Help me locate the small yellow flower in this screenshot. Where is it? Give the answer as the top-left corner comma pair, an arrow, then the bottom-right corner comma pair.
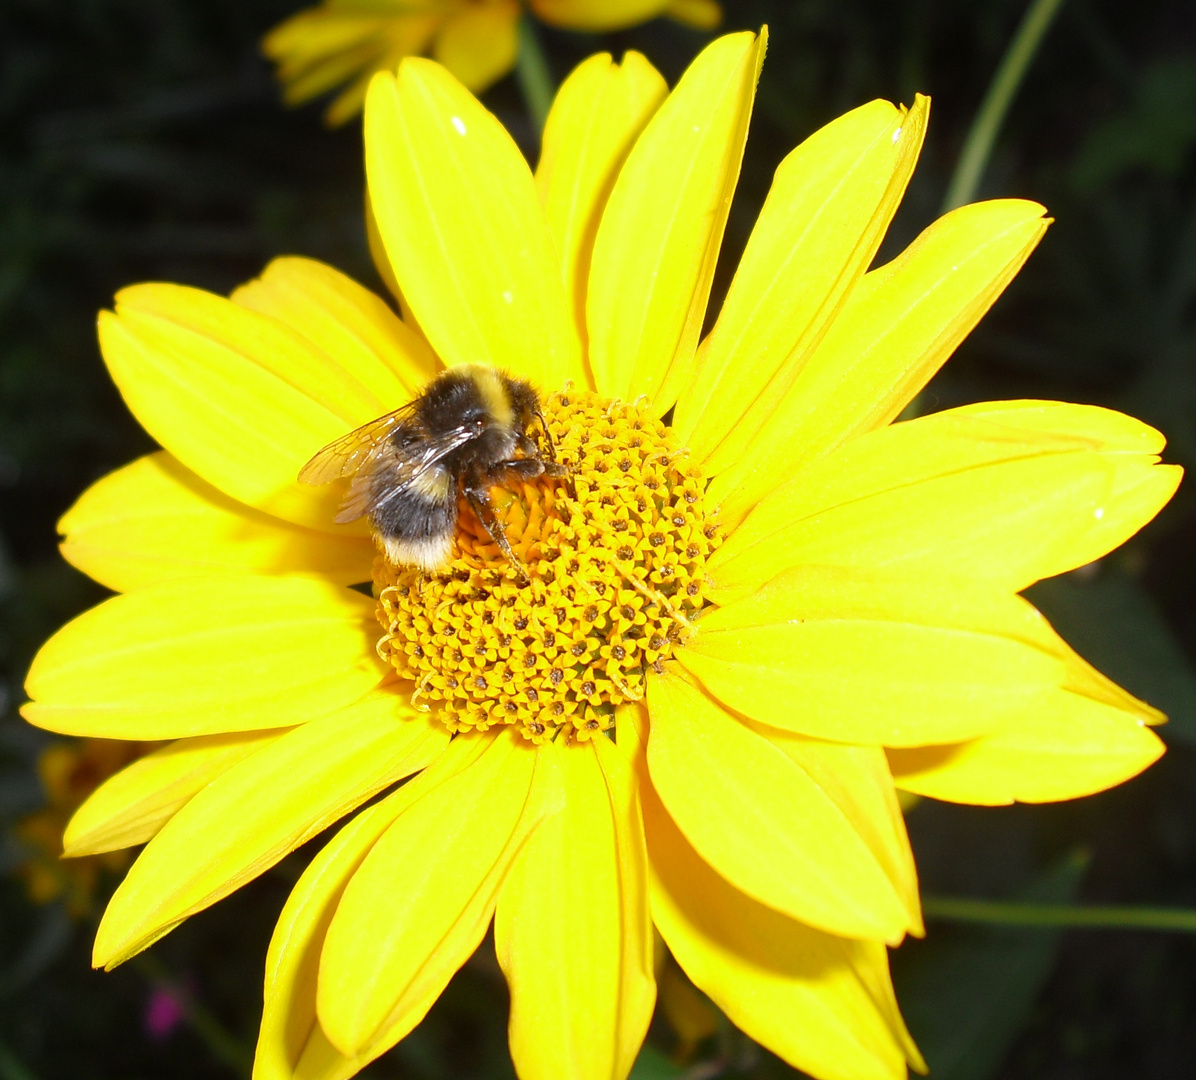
264,0 -> 722,125
22,32 -> 1179,1080
14,738 -> 158,916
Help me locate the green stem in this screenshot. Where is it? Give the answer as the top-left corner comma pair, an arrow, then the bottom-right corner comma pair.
131,953 -> 253,1077
923,895 -> 1196,933
0,1038 -> 39,1080
515,15 -> 554,138
940,0 -> 1068,212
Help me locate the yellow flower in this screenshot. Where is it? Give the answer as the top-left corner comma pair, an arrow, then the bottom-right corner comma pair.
264,0 -> 722,125
14,738 -> 158,916
21,31 -> 1179,1080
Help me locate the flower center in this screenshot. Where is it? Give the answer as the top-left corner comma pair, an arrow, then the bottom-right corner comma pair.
374,389 -> 718,742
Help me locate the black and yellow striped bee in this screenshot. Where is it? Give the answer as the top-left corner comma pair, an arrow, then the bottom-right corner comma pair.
299,364 -> 565,579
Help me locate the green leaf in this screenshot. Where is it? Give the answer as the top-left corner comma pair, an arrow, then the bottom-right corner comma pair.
893,851 -> 1087,1080
1028,569 -> 1196,746
628,1043 -> 686,1080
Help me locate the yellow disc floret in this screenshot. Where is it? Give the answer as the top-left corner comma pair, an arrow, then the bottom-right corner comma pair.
374,390 -> 718,742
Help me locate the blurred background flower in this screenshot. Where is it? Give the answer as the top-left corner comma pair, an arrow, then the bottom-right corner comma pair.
263,0 -> 721,124
15,737 -> 157,917
3,1 -> 1196,1078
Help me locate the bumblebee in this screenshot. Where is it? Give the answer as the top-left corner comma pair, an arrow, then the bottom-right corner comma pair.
299,364 -> 566,578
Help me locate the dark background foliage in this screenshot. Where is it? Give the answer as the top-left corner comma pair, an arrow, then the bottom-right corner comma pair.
2,0 -> 1196,1077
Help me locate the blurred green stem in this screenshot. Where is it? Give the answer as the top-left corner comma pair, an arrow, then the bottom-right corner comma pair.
924,895 -> 1196,932
940,0 -> 1068,212
516,15 -> 554,138
0,1038 -> 39,1080
131,952 -> 252,1077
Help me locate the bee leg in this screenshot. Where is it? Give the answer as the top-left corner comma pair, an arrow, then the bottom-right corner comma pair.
532,405 -> 559,462
463,484 -> 529,585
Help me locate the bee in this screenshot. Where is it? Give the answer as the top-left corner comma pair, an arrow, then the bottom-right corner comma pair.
299,363 -> 567,579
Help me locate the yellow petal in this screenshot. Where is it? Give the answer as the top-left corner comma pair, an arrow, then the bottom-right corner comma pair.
317,728 -> 538,1056
263,12 -> 391,100
323,15 -> 444,127
888,649 -> 1165,805
531,0 -> 667,31
365,60 -> 582,389
23,576 -> 385,739
433,0 -> 519,92
665,0 -> 722,30
710,402 -> 1181,603
64,728 -> 289,857
586,30 -> 765,405
644,777 -> 923,1080
253,742 -> 484,1080
537,51 -> 668,362
712,199 -> 1051,526
673,96 -> 929,475
496,738 -> 654,1080
254,799 -> 399,1080
231,256 -> 438,401
59,452 -> 375,592
99,283 -> 398,532
680,565 -> 1064,746
759,727 -> 922,934
646,668 -> 915,943
93,691 -> 447,969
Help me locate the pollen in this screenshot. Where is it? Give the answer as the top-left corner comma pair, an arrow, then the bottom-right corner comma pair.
374,390 -> 719,742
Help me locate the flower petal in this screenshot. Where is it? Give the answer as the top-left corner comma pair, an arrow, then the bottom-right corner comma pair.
252,743 -> 482,1080
231,256 -> 438,401
646,668 -> 915,943
93,690 -> 446,969
888,652 -> 1165,805
496,738 -> 654,1080
263,12 -> 393,103
59,453 -> 375,592
644,776 -> 924,1080
712,199 -> 1051,526
432,0 -> 520,92
665,0 -> 722,29
23,576 -> 385,739
673,96 -> 928,475
318,728 -> 539,1057
710,402 -> 1181,603
532,0 -> 667,31
323,16 -> 444,127
99,283 -> 397,532
759,727 -> 921,934
680,565 -> 1064,746
586,30 -> 765,405
365,59 -> 582,389
537,51 -> 668,365
64,728 -> 289,857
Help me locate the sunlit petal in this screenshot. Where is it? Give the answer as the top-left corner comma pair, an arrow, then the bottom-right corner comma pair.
674,96 -> 928,474
647,669 -> 914,943
23,576 -> 385,739
496,738 -> 654,1080
318,729 -> 539,1056
711,402 -> 1181,603
537,51 -> 667,363
365,60 -> 582,388
59,452 -> 375,591
93,691 -> 446,968
586,30 -> 765,405
682,565 -> 1064,746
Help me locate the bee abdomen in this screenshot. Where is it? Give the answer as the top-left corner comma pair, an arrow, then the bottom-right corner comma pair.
370,467 -> 458,571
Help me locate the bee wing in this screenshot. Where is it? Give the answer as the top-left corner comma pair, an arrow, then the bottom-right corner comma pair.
298,405 -> 417,487
301,405 -> 483,525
